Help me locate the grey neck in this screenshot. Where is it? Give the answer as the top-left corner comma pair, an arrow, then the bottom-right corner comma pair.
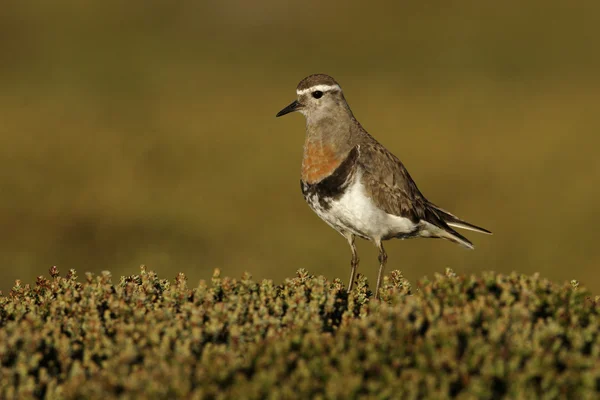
304,107 -> 359,154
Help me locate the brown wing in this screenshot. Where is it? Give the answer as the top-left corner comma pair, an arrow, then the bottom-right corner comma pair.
357,142 -> 441,226
355,140 -> 480,248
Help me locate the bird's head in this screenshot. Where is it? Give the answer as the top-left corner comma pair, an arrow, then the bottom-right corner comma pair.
276,74 -> 351,123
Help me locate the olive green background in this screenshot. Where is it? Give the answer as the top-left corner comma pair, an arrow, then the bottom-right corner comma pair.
1,1 -> 599,294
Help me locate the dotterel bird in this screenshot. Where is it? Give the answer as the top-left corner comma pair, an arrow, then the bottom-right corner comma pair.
276,74 -> 491,298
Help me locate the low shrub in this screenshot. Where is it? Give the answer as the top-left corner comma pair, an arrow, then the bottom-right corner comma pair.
1,266 -> 599,399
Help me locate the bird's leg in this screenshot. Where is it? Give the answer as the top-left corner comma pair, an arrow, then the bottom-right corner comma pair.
346,234 -> 359,293
375,241 -> 387,299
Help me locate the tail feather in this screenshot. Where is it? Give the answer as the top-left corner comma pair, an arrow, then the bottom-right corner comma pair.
420,220 -> 474,249
428,203 -> 492,235
437,224 -> 475,249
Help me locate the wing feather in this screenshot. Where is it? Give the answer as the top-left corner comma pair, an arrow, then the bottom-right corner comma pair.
358,142 -> 429,223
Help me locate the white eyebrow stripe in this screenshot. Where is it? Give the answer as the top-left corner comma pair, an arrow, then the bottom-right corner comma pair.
296,84 -> 341,96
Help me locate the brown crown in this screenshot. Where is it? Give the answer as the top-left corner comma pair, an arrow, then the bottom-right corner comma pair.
296,74 -> 340,91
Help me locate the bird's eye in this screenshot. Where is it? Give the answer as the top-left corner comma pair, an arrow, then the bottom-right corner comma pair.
312,91 -> 323,99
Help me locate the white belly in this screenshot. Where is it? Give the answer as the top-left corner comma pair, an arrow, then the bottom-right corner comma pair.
307,174 -> 417,241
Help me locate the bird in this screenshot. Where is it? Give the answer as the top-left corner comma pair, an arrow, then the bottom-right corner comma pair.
276,74 -> 491,298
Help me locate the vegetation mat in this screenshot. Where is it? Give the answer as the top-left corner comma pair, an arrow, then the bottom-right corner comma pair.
1,266 -> 599,399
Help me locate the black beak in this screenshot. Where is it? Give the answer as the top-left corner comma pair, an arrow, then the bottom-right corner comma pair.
276,100 -> 302,117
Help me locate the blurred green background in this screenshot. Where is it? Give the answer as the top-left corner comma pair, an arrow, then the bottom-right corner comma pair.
1,1 -> 599,294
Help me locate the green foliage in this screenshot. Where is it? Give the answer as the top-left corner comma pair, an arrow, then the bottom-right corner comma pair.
1,267 -> 599,399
